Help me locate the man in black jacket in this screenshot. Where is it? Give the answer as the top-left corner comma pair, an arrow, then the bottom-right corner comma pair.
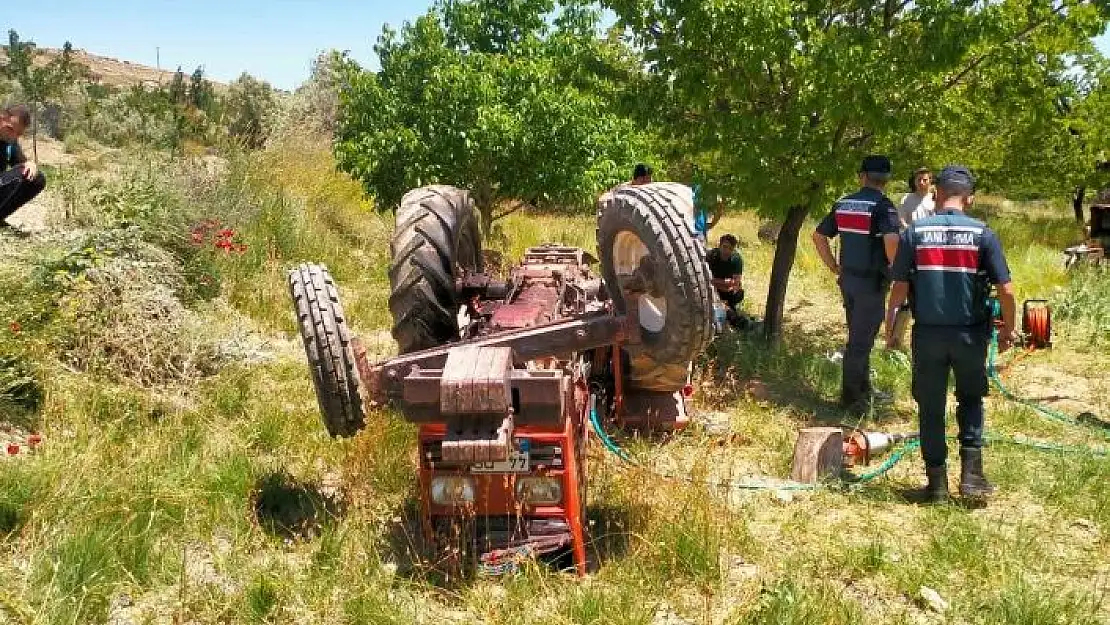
811,155 -> 901,414
0,104 -> 46,235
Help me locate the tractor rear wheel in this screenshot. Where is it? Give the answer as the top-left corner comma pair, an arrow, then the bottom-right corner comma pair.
597,183 -> 715,391
288,263 -> 365,438
389,185 -> 483,354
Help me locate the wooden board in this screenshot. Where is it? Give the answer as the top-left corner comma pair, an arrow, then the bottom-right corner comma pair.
440,346 -> 512,415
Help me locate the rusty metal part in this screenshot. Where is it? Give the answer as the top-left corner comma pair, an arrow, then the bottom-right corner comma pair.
364,313 -> 629,409
440,346 -> 513,415
404,366 -> 569,425
842,429 -> 918,467
441,414 -> 515,463
491,302 -> 550,331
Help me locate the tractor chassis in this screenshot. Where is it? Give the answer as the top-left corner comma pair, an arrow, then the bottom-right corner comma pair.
348,247 -> 689,576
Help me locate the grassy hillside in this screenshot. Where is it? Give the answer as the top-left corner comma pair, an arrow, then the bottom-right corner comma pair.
1,142 -> 1108,625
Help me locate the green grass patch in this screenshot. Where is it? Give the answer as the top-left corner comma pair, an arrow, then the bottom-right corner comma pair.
730,577 -> 864,624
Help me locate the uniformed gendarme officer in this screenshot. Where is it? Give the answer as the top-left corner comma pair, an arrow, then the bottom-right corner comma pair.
812,155 -> 901,414
884,165 -> 1016,503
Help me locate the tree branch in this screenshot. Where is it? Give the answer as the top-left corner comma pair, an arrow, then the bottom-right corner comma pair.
939,3 -> 1067,94
492,199 -> 532,222
830,118 -> 848,153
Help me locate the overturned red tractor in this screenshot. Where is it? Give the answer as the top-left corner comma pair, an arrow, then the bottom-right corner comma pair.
288,183 -> 716,575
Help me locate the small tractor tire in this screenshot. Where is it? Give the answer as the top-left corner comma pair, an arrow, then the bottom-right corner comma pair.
389,185 -> 483,354
597,183 -> 715,391
288,263 -> 366,438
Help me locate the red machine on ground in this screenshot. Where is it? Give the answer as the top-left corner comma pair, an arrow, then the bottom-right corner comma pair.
288,183 -> 716,575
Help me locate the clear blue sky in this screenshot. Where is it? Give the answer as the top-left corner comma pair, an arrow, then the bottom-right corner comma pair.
7,2 -> 1110,92
6,0 -> 436,91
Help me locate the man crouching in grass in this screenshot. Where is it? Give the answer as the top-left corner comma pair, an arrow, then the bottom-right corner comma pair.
0,104 -> 46,236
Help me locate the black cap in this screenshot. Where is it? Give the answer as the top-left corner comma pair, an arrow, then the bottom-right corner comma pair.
935,165 -> 976,194
859,154 -> 892,179
633,163 -> 652,179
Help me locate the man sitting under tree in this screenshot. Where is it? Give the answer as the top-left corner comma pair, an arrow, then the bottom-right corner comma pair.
707,234 -> 747,328
0,104 -> 46,236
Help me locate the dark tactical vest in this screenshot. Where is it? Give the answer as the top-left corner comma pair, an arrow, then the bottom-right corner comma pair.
906,212 -> 991,327
833,188 -> 888,276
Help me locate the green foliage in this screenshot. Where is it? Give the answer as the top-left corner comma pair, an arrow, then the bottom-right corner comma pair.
245,573 -> 282,622
269,51 -> 343,142
608,1 -> 1110,215
924,54 -> 1110,199
2,31 -> 82,158
222,73 -> 277,149
605,0 -> 1110,338
0,464 -> 35,536
1051,266 -> 1110,346
190,66 -> 216,112
974,578 -> 1101,625
560,584 -> 655,625
335,0 -> 656,228
733,578 -> 863,625
0,353 -> 43,415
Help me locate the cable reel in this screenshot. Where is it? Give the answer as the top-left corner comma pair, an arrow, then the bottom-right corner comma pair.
987,294 -> 1052,350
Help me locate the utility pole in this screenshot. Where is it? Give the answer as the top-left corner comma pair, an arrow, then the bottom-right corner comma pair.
156,46 -> 161,71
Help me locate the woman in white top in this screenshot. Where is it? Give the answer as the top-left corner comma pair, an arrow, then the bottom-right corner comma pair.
889,167 -> 935,350
897,167 -> 935,229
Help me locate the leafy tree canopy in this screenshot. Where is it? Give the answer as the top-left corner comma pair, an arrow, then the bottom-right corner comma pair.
334,0 -> 658,228
603,0 -> 1110,338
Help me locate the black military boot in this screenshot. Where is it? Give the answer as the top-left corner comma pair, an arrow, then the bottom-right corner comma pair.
959,447 -> 995,500
923,465 -> 949,503
905,465 -> 948,504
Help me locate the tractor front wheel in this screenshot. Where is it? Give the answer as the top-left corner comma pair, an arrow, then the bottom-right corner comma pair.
288,263 -> 365,438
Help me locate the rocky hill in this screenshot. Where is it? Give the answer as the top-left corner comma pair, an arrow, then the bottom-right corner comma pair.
0,46 -> 224,89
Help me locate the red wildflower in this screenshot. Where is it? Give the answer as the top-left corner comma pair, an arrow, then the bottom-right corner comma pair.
8,321 -> 20,334
218,229 -> 235,239
6,443 -> 18,455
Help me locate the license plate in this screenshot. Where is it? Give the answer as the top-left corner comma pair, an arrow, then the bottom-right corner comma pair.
471,450 -> 530,473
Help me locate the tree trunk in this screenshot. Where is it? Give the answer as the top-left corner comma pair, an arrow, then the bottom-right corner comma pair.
479,204 -> 495,236
762,203 -> 812,343
1073,186 -> 1085,224
790,427 -> 844,483
471,179 -> 495,235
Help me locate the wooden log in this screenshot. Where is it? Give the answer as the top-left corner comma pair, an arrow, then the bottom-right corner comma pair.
790,427 -> 844,484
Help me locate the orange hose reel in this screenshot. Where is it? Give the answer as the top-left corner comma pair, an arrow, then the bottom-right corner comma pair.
1022,300 -> 1052,349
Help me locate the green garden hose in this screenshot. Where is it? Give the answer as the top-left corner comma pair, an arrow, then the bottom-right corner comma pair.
985,304 -> 1110,441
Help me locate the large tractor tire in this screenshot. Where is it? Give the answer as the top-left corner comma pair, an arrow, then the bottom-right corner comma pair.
597,183 -> 715,391
288,263 -> 365,438
389,185 -> 483,354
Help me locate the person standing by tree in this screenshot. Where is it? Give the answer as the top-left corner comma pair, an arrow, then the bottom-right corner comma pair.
889,167 -> 937,349
811,155 -> 901,414
884,165 -> 1015,503
897,167 -> 936,229
0,105 -> 46,236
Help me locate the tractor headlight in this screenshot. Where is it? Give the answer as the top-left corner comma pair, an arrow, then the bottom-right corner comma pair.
515,477 -> 562,505
430,477 -> 476,506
